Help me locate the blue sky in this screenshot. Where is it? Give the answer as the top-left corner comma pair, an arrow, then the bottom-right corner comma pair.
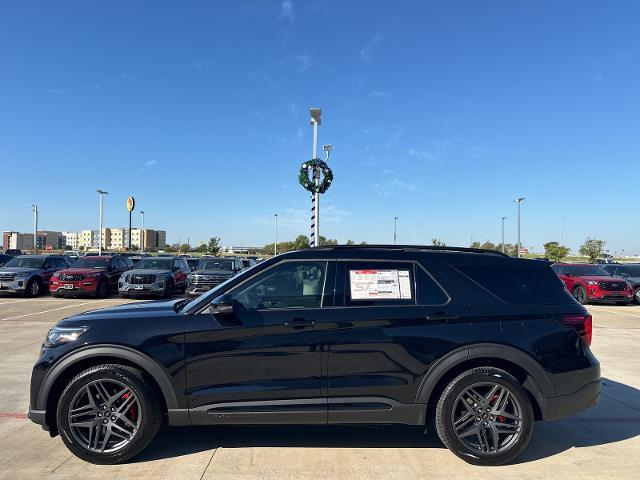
1,1 -> 638,254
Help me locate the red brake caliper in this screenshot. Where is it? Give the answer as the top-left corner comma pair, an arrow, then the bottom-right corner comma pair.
122,392 -> 137,421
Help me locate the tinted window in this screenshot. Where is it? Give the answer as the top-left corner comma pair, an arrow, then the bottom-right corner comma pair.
456,264 -> 571,305
231,261 -> 326,310
71,258 -> 109,269
416,264 -> 449,305
344,262 -> 415,307
3,257 -> 45,269
136,259 -> 172,270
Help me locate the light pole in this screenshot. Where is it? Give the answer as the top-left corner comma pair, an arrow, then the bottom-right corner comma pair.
26,204 -> 38,253
514,197 -> 525,258
96,190 -> 108,255
394,216 -> 398,244
274,213 -> 278,256
560,217 -> 567,246
140,210 -> 145,253
501,216 -> 507,253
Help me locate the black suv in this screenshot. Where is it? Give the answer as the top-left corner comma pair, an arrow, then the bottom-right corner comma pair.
28,246 -> 599,465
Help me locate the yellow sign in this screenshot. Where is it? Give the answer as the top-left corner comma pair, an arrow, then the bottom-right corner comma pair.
126,196 -> 135,212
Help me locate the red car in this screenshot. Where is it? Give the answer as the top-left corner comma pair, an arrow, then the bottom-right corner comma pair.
551,263 -> 633,305
50,255 -> 131,298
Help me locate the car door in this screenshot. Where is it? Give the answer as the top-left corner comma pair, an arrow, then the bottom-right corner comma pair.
42,258 -> 63,286
108,258 -> 125,290
326,259 -> 467,424
184,259 -> 335,424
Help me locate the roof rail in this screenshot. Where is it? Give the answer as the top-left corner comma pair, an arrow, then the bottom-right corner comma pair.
310,244 -> 509,257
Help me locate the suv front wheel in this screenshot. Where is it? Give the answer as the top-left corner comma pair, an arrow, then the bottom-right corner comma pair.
56,364 -> 162,464
435,367 -> 534,466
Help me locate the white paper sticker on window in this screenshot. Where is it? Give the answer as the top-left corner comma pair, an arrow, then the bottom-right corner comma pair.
349,269 -> 413,300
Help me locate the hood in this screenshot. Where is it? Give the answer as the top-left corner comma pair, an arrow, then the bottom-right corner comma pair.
0,266 -> 40,273
56,267 -> 106,275
190,269 -> 234,276
579,275 -> 628,283
59,298 -> 184,326
127,269 -> 171,276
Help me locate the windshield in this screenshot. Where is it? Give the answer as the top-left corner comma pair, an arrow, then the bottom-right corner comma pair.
571,265 -> 609,277
3,257 -> 44,269
70,258 -> 109,269
135,258 -> 173,270
198,259 -> 234,271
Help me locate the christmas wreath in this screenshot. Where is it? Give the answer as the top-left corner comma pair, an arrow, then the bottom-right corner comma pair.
298,158 -> 333,194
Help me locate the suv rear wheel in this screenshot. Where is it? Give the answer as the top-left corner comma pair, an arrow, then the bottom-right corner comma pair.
56,364 -> 162,464
25,278 -> 42,297
435,367 -> 534,466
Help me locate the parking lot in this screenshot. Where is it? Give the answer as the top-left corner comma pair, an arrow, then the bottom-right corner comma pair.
0,294 -> 638,480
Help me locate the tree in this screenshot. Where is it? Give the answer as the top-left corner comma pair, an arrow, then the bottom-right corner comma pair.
179,243 -> 191,253
432,238 -> 446,247
193,243 -> 207,253
206,237 -> 221,256
480,241 -> 497,251
319,236 -> 338,246
292,235 -> 310,250
579,238 -> 605,263
543,241 -> 570,262
345,239 -> 355,245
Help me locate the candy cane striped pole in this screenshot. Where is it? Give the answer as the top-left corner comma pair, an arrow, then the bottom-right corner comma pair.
310,110 -> 320,247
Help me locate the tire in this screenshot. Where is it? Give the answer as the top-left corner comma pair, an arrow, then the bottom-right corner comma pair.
573,286 -> 588,305
163,280 -> 174,299
435,367 -> 534,466
25,278 -> 42,297
634,288 -> 640,305
95,281 -> 109,298
118,292 -> 129,299
56,364 -> 162,465
616,301 -> 631,306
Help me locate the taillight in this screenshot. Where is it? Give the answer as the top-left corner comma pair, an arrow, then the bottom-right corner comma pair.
561,315 -> 592,347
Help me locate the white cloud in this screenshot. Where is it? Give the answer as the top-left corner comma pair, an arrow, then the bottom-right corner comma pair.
368,90 -> 390,100
373,177 -> 426,197
294,54 -> 311,72
408,148 -> 436,160
278,0 -> 295,22
359,33 -> 381,63
145,160 -> 158,167
255,205 -> 350,231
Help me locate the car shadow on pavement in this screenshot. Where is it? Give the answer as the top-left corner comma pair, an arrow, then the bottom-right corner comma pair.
134,377 -> 640,464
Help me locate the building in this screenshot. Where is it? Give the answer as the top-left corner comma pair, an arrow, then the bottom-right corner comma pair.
2,231 -> 34,251
91,228 -> 111,250
108,228 -> 126,250
78,230 -> 94,250
62,231 -> 79,250
36,231 -> 63,250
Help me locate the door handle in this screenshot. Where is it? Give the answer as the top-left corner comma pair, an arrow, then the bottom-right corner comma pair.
425,313 -> 459,323
284,318 -> 315,329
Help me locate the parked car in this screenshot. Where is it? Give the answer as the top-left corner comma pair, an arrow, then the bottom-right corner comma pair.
240,257 -> 257,269
62,250 -> 83,261
185,257 -> 200,271
118,256 -> 190,298
0,253 -> 13,267
0,255 -> 71,296
4,249 -> 23,256
551,263 -> 634,305
186,257 -> 244,296
50,255 -> 132,298
600,263 -> 640,304
29,245 -> 600,466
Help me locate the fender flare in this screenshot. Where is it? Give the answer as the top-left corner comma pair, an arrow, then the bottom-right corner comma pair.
414,343 -> 555,406
36,345 -> 179,411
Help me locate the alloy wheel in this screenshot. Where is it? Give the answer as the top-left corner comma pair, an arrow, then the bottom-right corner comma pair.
451,382 -> 522,455
67,379 -> 142,454
30,281 -> 40,296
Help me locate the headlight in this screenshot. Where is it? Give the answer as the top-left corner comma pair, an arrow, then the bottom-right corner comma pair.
15,271 -> 30,277
586,280 -> 599,285
44,326 -> 90,347
85,272 -> 101,278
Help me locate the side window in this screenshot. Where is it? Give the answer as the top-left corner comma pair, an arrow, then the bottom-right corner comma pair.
181,259 -> 189,270
416,264 -> 449,305
230,261 -> 327,310
172,259 -> 180,271
344,262 -> 415,307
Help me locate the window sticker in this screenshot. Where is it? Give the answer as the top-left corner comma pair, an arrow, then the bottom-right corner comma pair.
349,269 -> 413,300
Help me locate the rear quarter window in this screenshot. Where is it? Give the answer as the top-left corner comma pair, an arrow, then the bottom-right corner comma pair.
455,263 -> 572,305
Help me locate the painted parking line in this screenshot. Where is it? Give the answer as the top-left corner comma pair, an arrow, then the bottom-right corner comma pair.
589,307 -> 640,318
0,300 -> 113,321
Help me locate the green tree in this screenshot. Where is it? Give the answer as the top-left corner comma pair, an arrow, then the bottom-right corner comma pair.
292,235 -> 310,250
480,241 -> 497,251
579,238 -> 605,263
179,243 -> 191,253
194,243 -> 207,253
543,241 -> 570,262
470,241 -> 481,249
345,239 -> 355,245
432,238 -> 446,247
207,237 -> 221,256
319,236 -> 338,246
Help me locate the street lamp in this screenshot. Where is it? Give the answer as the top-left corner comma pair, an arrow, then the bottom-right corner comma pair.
514,197 -> 525,258
274,213 -> 278,256
393,216 -> 398,244
96,190 -> 109,255
140,210 -> 145,253
560,217 -> 567,246
501,217 -> 507,254
26,204 -> 38,253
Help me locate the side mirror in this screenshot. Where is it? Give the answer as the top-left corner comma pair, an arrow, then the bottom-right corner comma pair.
209,294 -> 234,315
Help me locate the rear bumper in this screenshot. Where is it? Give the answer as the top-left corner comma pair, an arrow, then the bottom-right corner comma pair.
541,363 -> 601,420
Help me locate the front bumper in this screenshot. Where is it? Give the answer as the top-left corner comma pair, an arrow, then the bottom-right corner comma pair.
0,278 -> 28,293
119,281 -> 166,296
586,286 -> 633,303
50,280 -> 98,296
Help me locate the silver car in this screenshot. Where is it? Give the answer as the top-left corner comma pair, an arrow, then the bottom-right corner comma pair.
0,255 -> 71,297
118,257 -> 190,298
